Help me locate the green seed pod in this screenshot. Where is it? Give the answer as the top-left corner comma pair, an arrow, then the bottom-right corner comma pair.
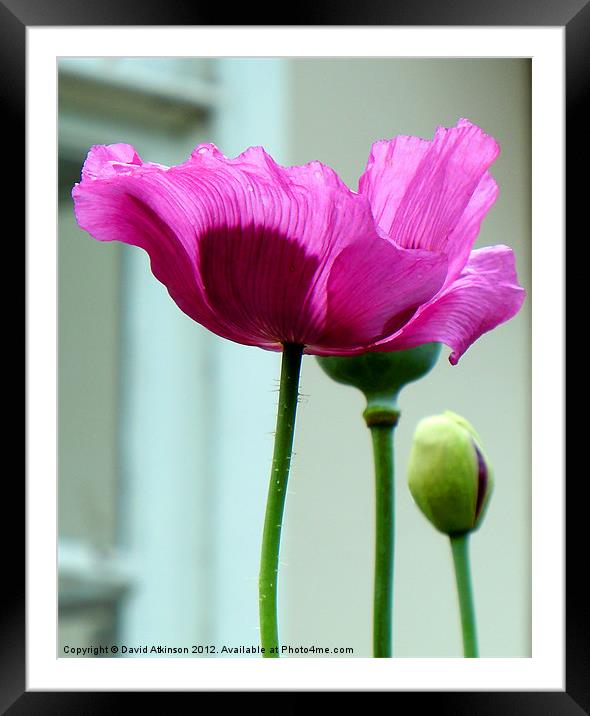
317,343 -> 441,425
407,411 -> 493,535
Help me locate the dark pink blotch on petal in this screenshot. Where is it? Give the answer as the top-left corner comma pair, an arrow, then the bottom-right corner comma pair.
197,225 -> 323,346
374,245 -> 525,364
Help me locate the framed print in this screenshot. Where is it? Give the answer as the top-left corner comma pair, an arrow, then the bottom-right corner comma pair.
13,0 -> 580,711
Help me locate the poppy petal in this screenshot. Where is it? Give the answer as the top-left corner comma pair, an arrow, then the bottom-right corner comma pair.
359,119 -> 499,277
73,143 -> 390,348
312,238 -> 448,353
375,245 -> 526,364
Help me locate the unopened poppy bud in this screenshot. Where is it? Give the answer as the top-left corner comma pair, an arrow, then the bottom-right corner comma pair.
407,411 -> 493,535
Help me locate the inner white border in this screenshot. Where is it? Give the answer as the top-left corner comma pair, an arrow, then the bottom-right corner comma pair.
27,26 -> 564,691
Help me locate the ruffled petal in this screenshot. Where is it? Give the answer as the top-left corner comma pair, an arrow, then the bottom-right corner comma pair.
81,143 -> 144,180
73,148 -> 250,345
359,119 -> 499,275
72,143 -> 389,349
374,246 -> 525,364
359,134 -> 431,234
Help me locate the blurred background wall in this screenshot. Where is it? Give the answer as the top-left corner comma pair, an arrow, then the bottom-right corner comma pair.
58,57 -> 531,657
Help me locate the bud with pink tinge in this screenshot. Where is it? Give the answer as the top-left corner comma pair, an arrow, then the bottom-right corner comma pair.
407,411 -> 493,535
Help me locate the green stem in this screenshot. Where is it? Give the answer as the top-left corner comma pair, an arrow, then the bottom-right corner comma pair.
450,532 -> 478,657
259,343 -> 303,658
367,410 -> 398,658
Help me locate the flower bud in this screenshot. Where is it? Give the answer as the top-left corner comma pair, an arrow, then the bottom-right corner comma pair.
407,411 -> 493,535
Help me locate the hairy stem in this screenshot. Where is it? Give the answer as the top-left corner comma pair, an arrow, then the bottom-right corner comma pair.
259,343 -> 303,658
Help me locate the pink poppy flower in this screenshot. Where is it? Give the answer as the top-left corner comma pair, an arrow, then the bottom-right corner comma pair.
72,119 -> 524,363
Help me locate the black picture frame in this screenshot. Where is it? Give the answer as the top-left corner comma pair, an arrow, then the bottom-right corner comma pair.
13,0 -> 579,711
